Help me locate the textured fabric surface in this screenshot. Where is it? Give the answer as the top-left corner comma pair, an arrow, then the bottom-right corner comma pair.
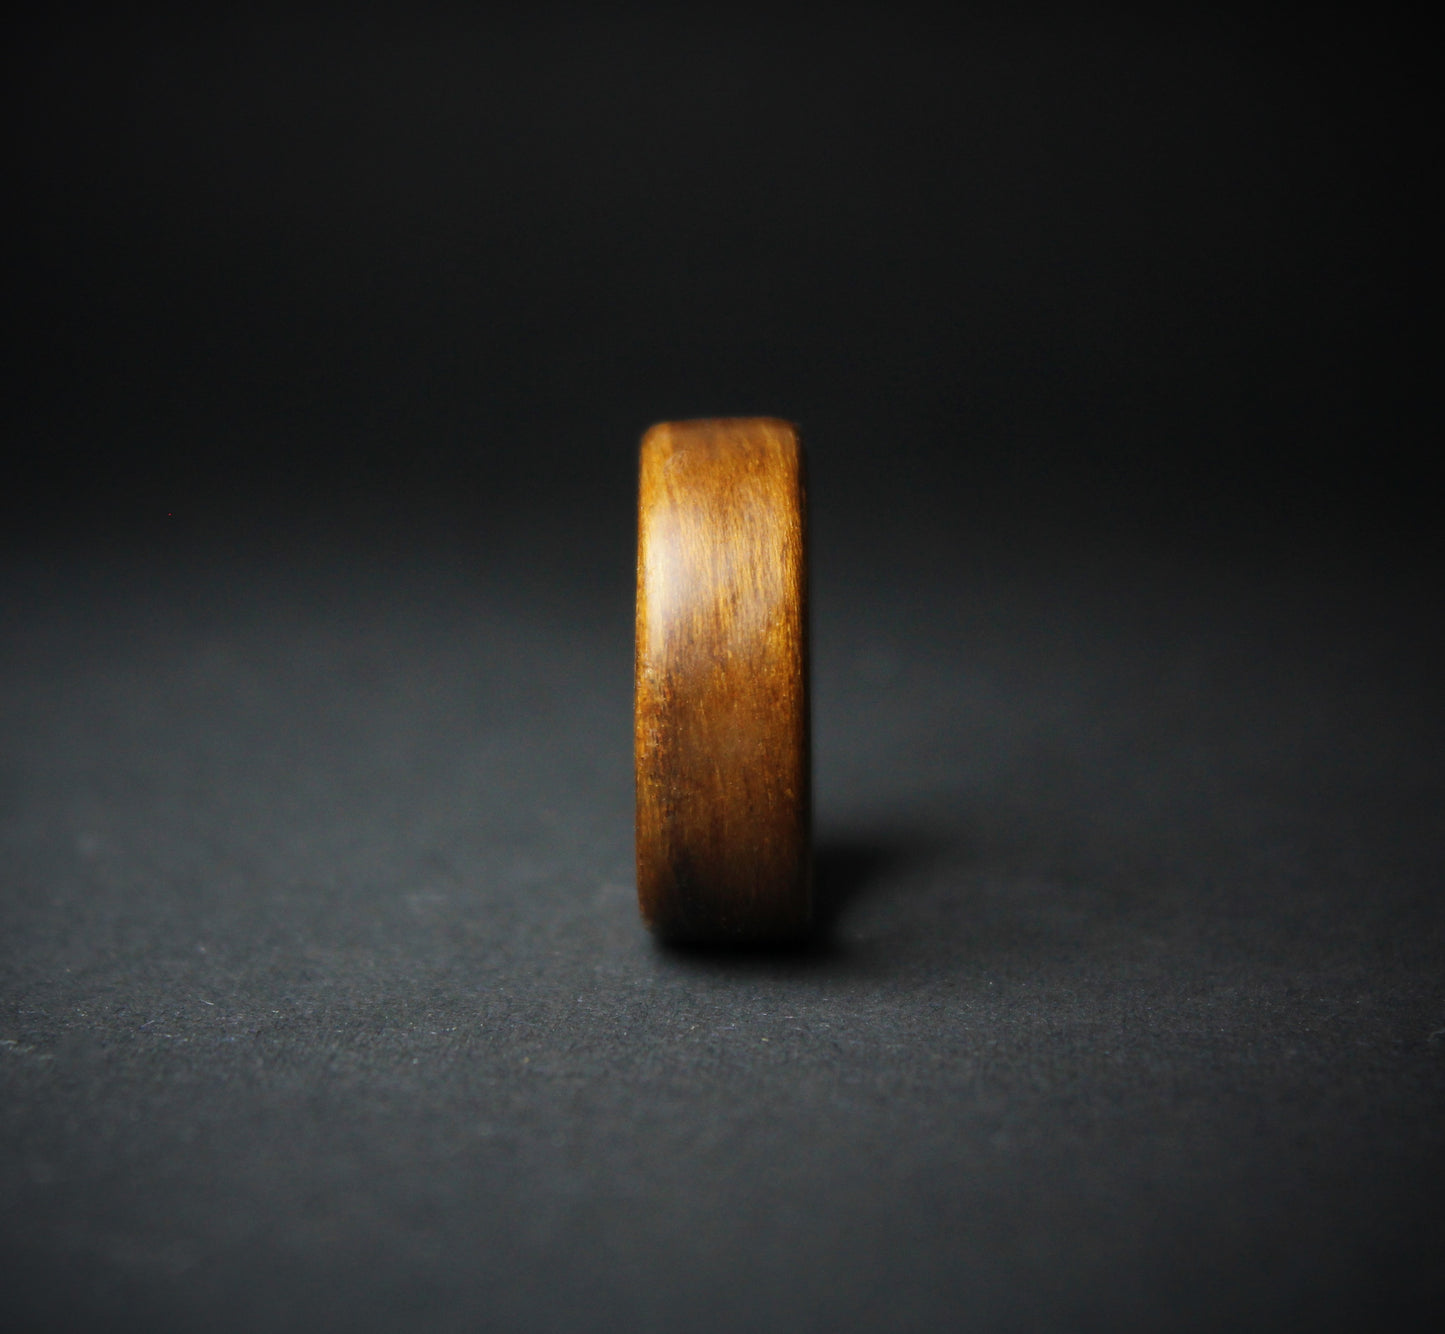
3,515 -> 1441,1332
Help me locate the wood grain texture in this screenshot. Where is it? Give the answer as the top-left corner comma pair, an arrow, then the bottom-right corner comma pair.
635,418 -> 812,943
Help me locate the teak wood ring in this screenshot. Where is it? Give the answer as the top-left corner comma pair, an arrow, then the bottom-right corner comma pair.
635,418 -> 812,943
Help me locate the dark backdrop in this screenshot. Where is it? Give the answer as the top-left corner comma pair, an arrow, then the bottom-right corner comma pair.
3,8 -> 1441,1332
6,5 -> 1436,543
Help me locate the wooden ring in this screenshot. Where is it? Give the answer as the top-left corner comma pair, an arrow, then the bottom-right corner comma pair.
634,418 -> 812,943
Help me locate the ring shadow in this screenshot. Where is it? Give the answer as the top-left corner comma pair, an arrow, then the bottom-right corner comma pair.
656,827 -> 946,967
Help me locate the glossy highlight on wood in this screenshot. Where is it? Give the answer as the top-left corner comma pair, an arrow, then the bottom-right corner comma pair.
635,418 -> 812,943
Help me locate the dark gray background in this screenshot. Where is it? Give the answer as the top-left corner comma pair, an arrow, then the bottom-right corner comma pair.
3,7 -> 1441,1331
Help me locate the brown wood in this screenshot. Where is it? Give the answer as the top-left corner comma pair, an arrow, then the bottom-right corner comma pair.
634,418 -> 812,943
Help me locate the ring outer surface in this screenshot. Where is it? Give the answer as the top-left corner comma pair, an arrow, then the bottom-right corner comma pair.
634,418 -> 812,944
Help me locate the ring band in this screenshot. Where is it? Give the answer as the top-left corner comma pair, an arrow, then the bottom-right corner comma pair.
634,418 -> 812,943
